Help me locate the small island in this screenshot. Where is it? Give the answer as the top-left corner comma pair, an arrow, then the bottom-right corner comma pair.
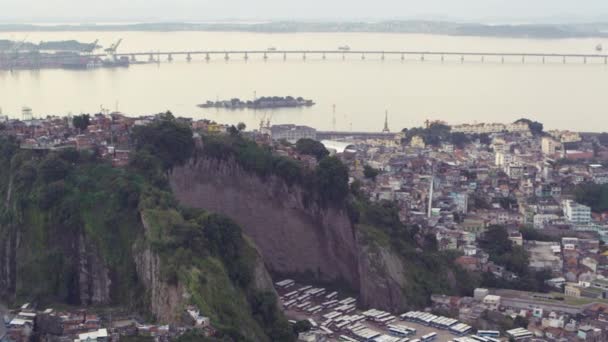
197,96 -> 315,110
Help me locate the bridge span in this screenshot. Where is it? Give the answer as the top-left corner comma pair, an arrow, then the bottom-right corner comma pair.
109,49 -> 608,64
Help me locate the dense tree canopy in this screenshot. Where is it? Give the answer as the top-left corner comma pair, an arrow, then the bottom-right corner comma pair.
575,182 -> 608,212
315,156 -> 349,203
132,112 -> 195,170
72,114 -> 91,132
295,138 -> 329,160
363,164 -> 380,180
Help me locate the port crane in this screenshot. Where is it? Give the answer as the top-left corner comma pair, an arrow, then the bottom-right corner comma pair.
104,39 -> 122,59
85,39 -> 99,54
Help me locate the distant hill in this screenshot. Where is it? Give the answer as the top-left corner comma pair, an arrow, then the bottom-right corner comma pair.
2,21 -> 608,38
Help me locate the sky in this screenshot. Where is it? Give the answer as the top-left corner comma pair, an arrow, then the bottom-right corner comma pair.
2,0 -> 608,23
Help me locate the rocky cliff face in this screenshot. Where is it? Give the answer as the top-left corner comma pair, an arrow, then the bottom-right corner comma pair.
169,157 -> 414,312
0,227 -> 18,301
77,233 -> 112,305
134,213 -> 185,323
357,232 -> 409,312
170,157 -> 361,289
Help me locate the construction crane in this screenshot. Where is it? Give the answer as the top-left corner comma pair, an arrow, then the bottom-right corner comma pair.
104,39 -> 122,59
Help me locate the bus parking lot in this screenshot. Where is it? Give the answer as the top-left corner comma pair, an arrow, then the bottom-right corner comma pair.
274,279 -> 503,342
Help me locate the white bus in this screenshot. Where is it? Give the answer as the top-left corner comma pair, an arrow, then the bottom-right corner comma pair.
477,331 -> 500,338
421,332 -> 437,341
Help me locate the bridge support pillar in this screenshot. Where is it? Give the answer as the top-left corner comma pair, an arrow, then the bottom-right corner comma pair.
461,55 -> 464,63
361,53 -> 365,60
522,56 -> 525,63
481,56 -> 484,63
401,53 -> 405,61
381,52 -> 385,61
205,53 -> 210,61
605,57 -> 607,64
283,53 -> 287,61
501,56 -> 504,64
244,53 -> 248,60
302,53 -> 306,60
224,53 -> 229,61
420,54 -> 424,62
563,56 -> 566,64
322,53 -> 326,60
186,53 -> 192,62
168,54 -> 173,62
263,53 -> 268,61
343,53 -> 346,60
441,54 -> 444,62
148,53 -> 154,62
130,54 -> 136,62
542,56 -> 545,64
584,57 -> 587,64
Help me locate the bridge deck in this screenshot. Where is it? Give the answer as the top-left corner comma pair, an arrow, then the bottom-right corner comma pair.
110,50 -> 608,58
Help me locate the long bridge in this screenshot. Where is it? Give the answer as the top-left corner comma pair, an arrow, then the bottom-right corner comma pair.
108,49 -> 608,64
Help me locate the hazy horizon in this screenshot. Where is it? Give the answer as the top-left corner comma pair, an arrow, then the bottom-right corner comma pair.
3,0 -> 608,24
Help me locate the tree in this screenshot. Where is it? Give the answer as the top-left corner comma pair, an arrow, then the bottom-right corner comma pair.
363,165 -> 380,180
315,156 -> 349,202
575,182 -> 608,212
515,118 -> 543,136
513,316 -> 529,329
72,114 -> 90,132
237,122 -> 246,132
293,320 -> 312,334
39,154 -> 71,182
132,112 -> 195,170
296,138 -> 329,160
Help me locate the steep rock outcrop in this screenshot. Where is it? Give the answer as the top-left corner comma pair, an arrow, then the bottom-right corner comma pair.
170,157 -> 361,290
134,213 -> 185,323
0,227 -> 18,301
357,233 -> 409,312
77,233 -> 112,305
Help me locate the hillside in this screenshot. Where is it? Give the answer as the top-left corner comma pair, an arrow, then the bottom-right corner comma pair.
0,115 -> 473,339
170,133 -> 475,312
0,115 -> 293,341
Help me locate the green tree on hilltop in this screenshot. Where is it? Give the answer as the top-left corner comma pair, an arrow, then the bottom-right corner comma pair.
296,138 -> 329,160
132,111 -> 194,170
72,114 -> 91,132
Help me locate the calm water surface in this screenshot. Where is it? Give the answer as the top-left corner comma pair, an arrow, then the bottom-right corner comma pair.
0,31 -> 607,131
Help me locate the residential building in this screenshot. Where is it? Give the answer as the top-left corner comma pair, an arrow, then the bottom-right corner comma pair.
563,200 -> 591,224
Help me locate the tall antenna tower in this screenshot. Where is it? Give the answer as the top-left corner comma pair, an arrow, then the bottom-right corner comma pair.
382,110 -> 390,133
427,164 -> 435,218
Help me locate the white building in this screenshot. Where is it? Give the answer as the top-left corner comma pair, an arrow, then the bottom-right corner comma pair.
482,295 -> 501,311
75,329 -> 108,342
563,200 -> 591,224
541,136 -> 562,156
452,122 -> 529,134
533,214 -> 559,229
270,124 -> 317,142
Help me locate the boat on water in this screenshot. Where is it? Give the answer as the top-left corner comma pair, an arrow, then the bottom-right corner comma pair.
596,44 -> 603,53
338,45 -> 351,51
